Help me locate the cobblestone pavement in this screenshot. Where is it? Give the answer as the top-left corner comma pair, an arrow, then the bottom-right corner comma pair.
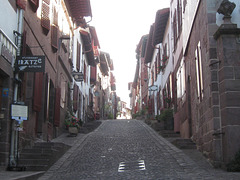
38,119 -> 240,180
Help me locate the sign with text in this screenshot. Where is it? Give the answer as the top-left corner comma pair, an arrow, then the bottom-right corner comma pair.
72,72 -> 84,82
11,104 -> 28,121
148,85 -> 158,91
15,56 -> 45,72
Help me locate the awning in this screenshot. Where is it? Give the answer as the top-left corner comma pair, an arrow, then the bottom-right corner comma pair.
153,8 -> 170,46
66,0 -> 92,19
136,35 -> 148,58
99,52 -> 109,76
89,26 -> 100,48
89,26 -> 100,56
144,24 -> 154,64
80,29 -> 95,66
132,60 -> 140,89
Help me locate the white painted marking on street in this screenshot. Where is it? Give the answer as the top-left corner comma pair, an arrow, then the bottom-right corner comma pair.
118,160 -> 146,172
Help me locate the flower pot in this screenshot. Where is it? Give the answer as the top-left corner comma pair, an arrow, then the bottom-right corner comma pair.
68,127 -> 78,136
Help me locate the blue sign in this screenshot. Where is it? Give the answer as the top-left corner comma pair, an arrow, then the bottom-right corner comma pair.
2,88 -> 9,97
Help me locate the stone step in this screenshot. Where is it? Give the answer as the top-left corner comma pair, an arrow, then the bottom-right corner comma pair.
159,130 -> 181,138
21,148 -> 57,154
172,138 -> 196,149
18,159 -> 50,166
34,142 -> 66,148
19,153 -> 52,159
18,142 -> 70,171
18,164 -> 49,171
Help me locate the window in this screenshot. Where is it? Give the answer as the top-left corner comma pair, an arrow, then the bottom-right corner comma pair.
173,10 -> 177,49
76,41 -> 81,71
177,0 -> 182,35
195,42 -> 204,101
51,2 -> 59,50
176,59 -> 186,105
60,80 -> 66,108
172,0 -> 182,50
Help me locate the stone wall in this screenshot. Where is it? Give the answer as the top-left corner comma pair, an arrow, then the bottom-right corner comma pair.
215,23 -> 240,164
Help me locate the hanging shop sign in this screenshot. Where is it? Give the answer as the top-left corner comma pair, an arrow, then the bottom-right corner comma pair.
15,56 -> 45,72
148,85 -> 158,91
72,71 -> 84,82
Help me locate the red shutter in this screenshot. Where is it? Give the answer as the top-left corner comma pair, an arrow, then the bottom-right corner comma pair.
29,0 -> 39,12
73,84 -> 78,111
158,51 -> 161,74
90,66 -> 96,84
76,42 -> 81,71
41,0 -> 50,31
54,87 -> 61,127
33,72 -> 44,112
84,63 -> 86,82
51,25 -> 59,50
155,60 -> 157,80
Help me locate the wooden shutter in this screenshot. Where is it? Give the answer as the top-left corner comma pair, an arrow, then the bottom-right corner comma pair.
33,72 -> 44,112
41,0 -> 50,31
49,82 -> 55,123
54,87 -> 61,126
51,3 -> 59,50
76,42 -> 81,71
173,10 -> 177,49
90,66 -> 96,84
73,83 -> 78,111
155,60 -> 157,80
84,63 -> 87,82
157,51 -> 161,74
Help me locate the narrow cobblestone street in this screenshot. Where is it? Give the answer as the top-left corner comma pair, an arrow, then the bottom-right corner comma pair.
39,120 -> 240,180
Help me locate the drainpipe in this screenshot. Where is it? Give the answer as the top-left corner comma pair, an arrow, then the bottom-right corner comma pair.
9,8 -> 23,167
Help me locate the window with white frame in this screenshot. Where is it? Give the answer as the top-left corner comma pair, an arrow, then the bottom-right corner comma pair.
176,58 -> 186,104
195,41 -> 204,102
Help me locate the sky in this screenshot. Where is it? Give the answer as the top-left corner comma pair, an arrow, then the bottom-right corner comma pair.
89,0 -> 170,107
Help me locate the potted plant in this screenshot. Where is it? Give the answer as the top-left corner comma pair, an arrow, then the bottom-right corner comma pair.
65,111 -> 82,135
159,108 -> 174,130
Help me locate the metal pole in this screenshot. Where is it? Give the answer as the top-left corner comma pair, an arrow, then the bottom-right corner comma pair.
9,8 -> 23,168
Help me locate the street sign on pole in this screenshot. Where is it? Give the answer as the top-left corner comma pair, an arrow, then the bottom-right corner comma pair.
11,104 -> 28,121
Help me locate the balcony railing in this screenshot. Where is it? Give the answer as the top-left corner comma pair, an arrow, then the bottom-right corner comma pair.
0,29 -> 18,66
